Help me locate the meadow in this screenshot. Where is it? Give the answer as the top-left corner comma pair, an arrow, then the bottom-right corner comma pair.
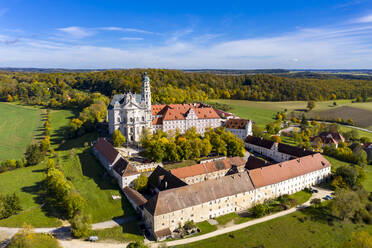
0,106 -> 134,227
0,102 -> 43,161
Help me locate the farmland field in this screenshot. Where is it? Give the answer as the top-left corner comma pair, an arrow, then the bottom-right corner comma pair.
0,102 -> 43,161
208,99 -> 372,130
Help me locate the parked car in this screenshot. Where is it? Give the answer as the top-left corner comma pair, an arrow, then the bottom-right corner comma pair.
325,195 -> 332,200
88,236 -> 99,242
311,188 -> 318,193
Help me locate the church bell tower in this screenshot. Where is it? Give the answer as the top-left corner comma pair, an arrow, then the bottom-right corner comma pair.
142,72 -> 151,110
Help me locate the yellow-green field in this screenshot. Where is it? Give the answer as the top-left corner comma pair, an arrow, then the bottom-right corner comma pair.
0,102 -> 43,161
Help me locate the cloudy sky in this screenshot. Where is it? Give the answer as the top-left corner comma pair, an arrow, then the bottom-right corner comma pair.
1,0 -> 372,69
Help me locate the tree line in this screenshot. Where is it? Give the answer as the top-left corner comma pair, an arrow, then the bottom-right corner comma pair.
1,69 -> 372,106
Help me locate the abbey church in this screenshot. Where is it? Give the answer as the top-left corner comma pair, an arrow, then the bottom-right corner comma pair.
108,73 -> 222,142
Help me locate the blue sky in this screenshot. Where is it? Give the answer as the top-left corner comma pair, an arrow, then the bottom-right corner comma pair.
1,0 -> 372,69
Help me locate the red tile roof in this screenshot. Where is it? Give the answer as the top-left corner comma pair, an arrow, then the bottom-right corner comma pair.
170,157 -> 246,179
151,104 -> 219,122
122,187 -> 147,206
225,119 -> 250,129
248,153 -> 331,188
94,138 -> 119,164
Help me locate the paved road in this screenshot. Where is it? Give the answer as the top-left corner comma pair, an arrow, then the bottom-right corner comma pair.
0,215 -> 137,243
152,187 -> 332,248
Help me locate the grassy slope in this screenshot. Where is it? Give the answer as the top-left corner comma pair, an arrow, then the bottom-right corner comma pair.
56,133 -> 135,222
0,102 -> 43,161
175,210 -> 372,248
50,109 -> 135,222
0,162 -> 62,227
0,108 -> 134,227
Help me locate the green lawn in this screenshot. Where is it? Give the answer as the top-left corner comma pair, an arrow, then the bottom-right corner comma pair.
195,221 -> 217,235
56,133 -> 136,223
0,102 -> 43,161
290,191 -> 312,205
174,210 -> 372,248
49,108 -> 76,147
89,221 -> 143,243
0,162 -> 62,227
0,108 -> 135,227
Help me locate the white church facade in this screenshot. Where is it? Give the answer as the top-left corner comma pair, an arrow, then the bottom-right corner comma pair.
108,73 -> 222,143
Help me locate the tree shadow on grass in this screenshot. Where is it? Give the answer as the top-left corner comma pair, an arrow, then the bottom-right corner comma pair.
21,181 -> 64,220
299,206 -> 337,225
79,148 -> 117,191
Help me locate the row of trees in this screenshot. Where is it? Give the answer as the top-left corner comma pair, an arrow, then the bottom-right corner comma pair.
1,69 -> 372,107
43,159 -> 91,237
140,127 -> 245,162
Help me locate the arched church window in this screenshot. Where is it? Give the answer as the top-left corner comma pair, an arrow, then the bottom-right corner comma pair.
142,116 -> 145,122
130,117 -> 134,123
117,117 -> 121,122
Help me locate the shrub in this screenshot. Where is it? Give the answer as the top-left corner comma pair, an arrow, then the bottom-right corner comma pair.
8,224 -> 62,248
251,204 -> 269,217
0,193 -> 22,219
69,212 -> 92,238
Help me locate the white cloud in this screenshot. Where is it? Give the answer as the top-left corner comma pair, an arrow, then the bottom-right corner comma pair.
122,28 -> 154,34
2,21 -> 372,69
57,26 -> 95,39
99,27 -> 124,31
120,37 -> 144,41
353,13 -> 372,23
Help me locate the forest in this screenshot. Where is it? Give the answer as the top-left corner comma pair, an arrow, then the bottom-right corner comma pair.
0,69 -> 372,107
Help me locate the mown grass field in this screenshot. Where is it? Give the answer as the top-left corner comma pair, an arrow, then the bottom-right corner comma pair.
0,102 -> 43,161
174,210 -> 372,248
0,107 -> 134,227
0,161 -> 62,227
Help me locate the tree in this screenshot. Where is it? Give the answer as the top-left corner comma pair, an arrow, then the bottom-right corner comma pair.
331,176 -> 348,190
69,212 -> 92,238
330,189 -> 364,220
201,138 -> 212,157
24,143 -> 43,166
335,166 -> 358,189
342,231 -> 372,248
133,173 -> 148,192
0,193 -> 22,219
307,101 -> 315,111
252,124 -> 264,137
310,198 -> 321,208
271,135 -> 282,143
113,129 -> 126,147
